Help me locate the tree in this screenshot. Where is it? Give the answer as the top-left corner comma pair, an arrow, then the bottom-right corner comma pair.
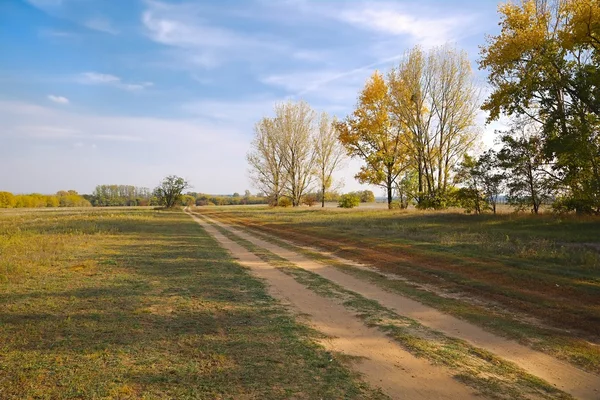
477,150 -> 504,214
275,101 -> 317,207
0,192 -> 14,208
247,117 -> 286,206
395,171 -> 419,209
154,175 -> 191,208
388,45 -> 480,206
337,71 -> 410,209
455,152 -> 504,214
314,112 -> 346,207
338,193 -> 361,208
480,0 -> 600,213
497,120 -> 553,214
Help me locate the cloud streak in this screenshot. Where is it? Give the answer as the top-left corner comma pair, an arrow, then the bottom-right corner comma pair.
78,72 -> 153,91
47,95 -> 69,104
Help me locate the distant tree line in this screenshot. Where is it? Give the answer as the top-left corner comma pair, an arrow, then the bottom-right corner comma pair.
193,190 -> 269,206
90,185 -> 157,206
0,191 -> 91,208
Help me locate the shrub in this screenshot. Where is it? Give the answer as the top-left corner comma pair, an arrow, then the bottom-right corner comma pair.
302,194 -> 318,207
338,193 -> 360,208
277,197 -> 292,207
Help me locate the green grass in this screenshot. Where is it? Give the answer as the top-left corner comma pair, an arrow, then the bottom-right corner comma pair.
194,206 -> 600,374
0,208 -> 386,399
198,214 -> 572,400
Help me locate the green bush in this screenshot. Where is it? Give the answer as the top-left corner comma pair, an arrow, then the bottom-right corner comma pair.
338,193 -> 360,208
277,197 -> 293,207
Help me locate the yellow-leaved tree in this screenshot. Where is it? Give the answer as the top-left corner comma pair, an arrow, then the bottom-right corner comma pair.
479,0 -> 600,213
337,71 -> 410,209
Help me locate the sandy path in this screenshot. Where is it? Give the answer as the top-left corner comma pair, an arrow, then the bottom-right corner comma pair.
199,212 -> 600,400
187,211 -> 478,400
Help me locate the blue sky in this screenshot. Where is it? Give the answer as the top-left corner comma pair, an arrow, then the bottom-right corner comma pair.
0,0 -> 503,195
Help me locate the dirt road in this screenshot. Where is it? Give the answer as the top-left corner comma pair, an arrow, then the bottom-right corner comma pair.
188,210 -> 600,399
187,211 -> 478,400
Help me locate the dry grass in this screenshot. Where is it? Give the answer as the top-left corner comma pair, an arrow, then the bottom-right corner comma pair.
0,208 -> 386,399
194,205 -> 600,373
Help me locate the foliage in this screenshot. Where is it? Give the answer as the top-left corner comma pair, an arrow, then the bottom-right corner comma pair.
0,191 -> 91,208
181,194 -> 196,206
338,46 -> 480,209
195,193 -> 269,206
455,152 -> 504,214
345,190 -> 376,203
248,117 -> 286,206
338,193 -> 361,208
248,101 -> 318,207
277,197 -> 293,207
153,175 -> 191,208
337,71 -> 410,209
314,112 -> 346,207
0,192 -> 14,208
302,193 -> 318,207
496,120 -> 554,214
91,185 -> 154,206
480,0 -> 600,214
388,45 -> 480,205
416,188 -> 459,210
395,171 -> 419,209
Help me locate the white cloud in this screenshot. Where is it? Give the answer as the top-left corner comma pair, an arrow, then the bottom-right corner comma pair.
337,5 -> 474,47
47,95 -> 69,104
84,17 -> 119,35
141,1 -> 288,69
77,72 -> 153,91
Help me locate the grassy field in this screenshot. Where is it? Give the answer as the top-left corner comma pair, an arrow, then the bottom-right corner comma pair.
0,208 -> 385,399
197,206 -> 600,373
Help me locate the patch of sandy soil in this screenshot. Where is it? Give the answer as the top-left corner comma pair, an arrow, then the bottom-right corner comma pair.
187,211 -> 478,400
198,213 -> 600,400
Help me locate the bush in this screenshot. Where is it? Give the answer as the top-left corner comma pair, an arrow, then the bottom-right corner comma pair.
338,193 -> 360,208
277,197 -> 292,207
416,189 -> 460,210
302,194 -> 318,207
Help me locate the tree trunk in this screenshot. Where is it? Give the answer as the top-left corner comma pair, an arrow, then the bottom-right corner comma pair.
321,183 -> 326,208
387,169 -> 393,209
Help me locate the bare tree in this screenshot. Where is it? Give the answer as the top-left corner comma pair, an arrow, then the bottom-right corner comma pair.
314,112 -> 346,207
388,45 -> 480,206
274,101 -> 317,207
247,117 -> 286,205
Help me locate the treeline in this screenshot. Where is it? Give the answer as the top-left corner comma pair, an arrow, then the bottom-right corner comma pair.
0,191 -> 91,208
90,185 -> 157,206
191,191 -> 269,206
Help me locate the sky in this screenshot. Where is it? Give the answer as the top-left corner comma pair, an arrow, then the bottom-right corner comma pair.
0,0 -> 504,195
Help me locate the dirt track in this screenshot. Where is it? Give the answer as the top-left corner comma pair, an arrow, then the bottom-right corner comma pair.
188,211 -> 478,400
189,210 -> 600,399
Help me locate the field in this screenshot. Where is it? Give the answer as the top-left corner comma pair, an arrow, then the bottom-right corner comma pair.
198,205 -> 600,373
2,206 -> 599,399
0,208 -> 383,399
